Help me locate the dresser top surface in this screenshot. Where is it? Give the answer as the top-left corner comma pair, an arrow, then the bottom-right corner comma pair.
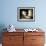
6,29 -> 45,32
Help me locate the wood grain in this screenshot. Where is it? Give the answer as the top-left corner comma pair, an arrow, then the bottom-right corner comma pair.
2,31 -> 45,46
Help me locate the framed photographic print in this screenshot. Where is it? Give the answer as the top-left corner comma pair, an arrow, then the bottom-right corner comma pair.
17,7 -> 35,22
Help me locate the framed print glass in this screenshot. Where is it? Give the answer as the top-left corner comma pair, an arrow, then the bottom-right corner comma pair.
17,7 -> 35,22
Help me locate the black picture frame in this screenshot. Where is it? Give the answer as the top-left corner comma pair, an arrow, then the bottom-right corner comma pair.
17,7 -> 35,22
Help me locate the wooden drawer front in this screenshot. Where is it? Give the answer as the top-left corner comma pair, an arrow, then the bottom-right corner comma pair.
32,44 -> 44,46
3,36 -> 23,46
24,36 -> 32,46
3,36 -> 23,44
24,32 -> 44,36
3,43 -> 23,46
32,36 -> 45,44
24,36 -> 44,46
3,32 -> 23,36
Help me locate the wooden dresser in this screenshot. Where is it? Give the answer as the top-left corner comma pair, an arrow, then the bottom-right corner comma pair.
2,30 -> 45,46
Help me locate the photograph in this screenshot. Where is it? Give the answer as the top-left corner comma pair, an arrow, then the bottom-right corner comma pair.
17,7 -> 35,22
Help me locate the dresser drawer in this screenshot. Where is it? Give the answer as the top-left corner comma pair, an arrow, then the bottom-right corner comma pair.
3,32 -> 23,36
3,35 -> 23,44
32,36 -> 45,44
32,44 -> 44,46
24,32 -> 44,36
3,43 -> 23,46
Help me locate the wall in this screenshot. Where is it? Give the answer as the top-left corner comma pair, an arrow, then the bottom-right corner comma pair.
0,0 -> 46,30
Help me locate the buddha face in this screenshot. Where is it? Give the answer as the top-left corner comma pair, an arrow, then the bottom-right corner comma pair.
21,10 -> 33,19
